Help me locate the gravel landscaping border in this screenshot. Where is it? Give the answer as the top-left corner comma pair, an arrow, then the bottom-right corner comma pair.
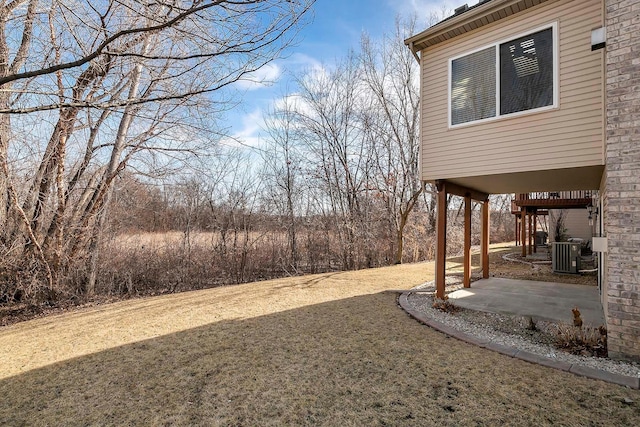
399,280 -> 640,389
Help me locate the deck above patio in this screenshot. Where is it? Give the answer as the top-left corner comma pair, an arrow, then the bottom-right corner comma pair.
513,191 -> 594,210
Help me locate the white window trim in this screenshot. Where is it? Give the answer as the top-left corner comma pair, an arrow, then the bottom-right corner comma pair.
448,22 -> 559,129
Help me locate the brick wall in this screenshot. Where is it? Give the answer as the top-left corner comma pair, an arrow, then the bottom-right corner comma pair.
604,0 -> 640,361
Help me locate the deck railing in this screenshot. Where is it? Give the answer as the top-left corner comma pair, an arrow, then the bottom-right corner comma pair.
515,191 -> 594,201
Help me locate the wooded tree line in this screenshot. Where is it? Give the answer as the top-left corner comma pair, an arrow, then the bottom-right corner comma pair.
0,0 -> 315,302
0,2 -> 513,305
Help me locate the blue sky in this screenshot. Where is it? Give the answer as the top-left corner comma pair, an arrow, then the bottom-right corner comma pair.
224,0 -> 480,149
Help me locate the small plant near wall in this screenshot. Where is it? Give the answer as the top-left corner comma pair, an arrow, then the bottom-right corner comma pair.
432,294 -> 460,313
552,209 -> 568,242
554,311 -> 607,357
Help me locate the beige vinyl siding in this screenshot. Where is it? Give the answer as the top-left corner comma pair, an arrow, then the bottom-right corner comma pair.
549,208 -> 593,243
421,0 -> 604,182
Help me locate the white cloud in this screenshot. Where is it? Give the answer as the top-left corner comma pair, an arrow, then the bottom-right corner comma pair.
223,91 -> 316,150
235,63 -> 282,91
286,52 -> 323,70
272,93 -> 302,112
277,52 -> 328,84
235,109 -> 263,139
272,92 -> 317,122
222,53 -> 333,150
221,108 -> 266,149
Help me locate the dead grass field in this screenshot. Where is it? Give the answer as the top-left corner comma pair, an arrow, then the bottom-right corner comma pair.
116,231 -> 232,250
1,244 -> 638,426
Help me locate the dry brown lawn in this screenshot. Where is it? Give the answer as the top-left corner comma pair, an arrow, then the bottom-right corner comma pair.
1,244 -> 638,426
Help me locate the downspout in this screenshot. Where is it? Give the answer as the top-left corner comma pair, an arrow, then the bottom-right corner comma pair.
409,42 -> 420,64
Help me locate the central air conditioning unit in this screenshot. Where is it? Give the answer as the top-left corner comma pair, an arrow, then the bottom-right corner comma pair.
552,242 -> 581,274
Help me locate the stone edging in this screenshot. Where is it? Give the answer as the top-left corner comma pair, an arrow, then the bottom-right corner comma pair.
398,292 -> 640,390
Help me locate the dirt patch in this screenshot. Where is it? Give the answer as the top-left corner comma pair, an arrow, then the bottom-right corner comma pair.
483,244 -> 597,286
442,243 -> 597,286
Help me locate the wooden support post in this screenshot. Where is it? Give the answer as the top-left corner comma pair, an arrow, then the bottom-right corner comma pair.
533,211 -> 538,253
528,212 -> 533,255
435,182 -> 447,300
482,198 -> 490,279
515,216 -> 519,246
464,195 -> 472,288
521,209 -> 527,257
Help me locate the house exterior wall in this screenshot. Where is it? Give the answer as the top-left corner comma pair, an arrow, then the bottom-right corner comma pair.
420,0 -> 604,183
599,172 -> 608,324
604,0 -> 640,361
548,209 -> 592,243
409,0 -> 639,360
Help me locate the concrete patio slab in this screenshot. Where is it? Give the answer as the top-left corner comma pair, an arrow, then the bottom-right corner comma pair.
447,277 -> 605,326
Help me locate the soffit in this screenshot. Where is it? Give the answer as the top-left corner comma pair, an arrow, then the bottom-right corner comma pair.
431,165 -> 605,195
405,0 -> 553,52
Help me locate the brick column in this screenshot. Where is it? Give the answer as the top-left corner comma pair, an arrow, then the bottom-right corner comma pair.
604,0 -> 640,361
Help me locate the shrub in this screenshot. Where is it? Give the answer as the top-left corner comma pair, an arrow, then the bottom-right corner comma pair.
432,295 -> 460,313
554,323 -> 607,358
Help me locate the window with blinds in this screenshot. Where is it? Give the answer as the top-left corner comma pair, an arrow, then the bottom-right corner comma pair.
449,24 -> 556,127
500,28 -> 554,115
450,46 -> 496,126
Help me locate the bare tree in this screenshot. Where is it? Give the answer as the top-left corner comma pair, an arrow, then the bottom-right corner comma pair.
489,194 -> 515,242
261,96 -> 304,271
208,151 -> 264,283
360,18 -> 423,263
292,53 -> 377,269
0,0 -> 314,301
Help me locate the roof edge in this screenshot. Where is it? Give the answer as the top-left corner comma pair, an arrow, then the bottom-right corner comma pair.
405,0 -> 551,52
